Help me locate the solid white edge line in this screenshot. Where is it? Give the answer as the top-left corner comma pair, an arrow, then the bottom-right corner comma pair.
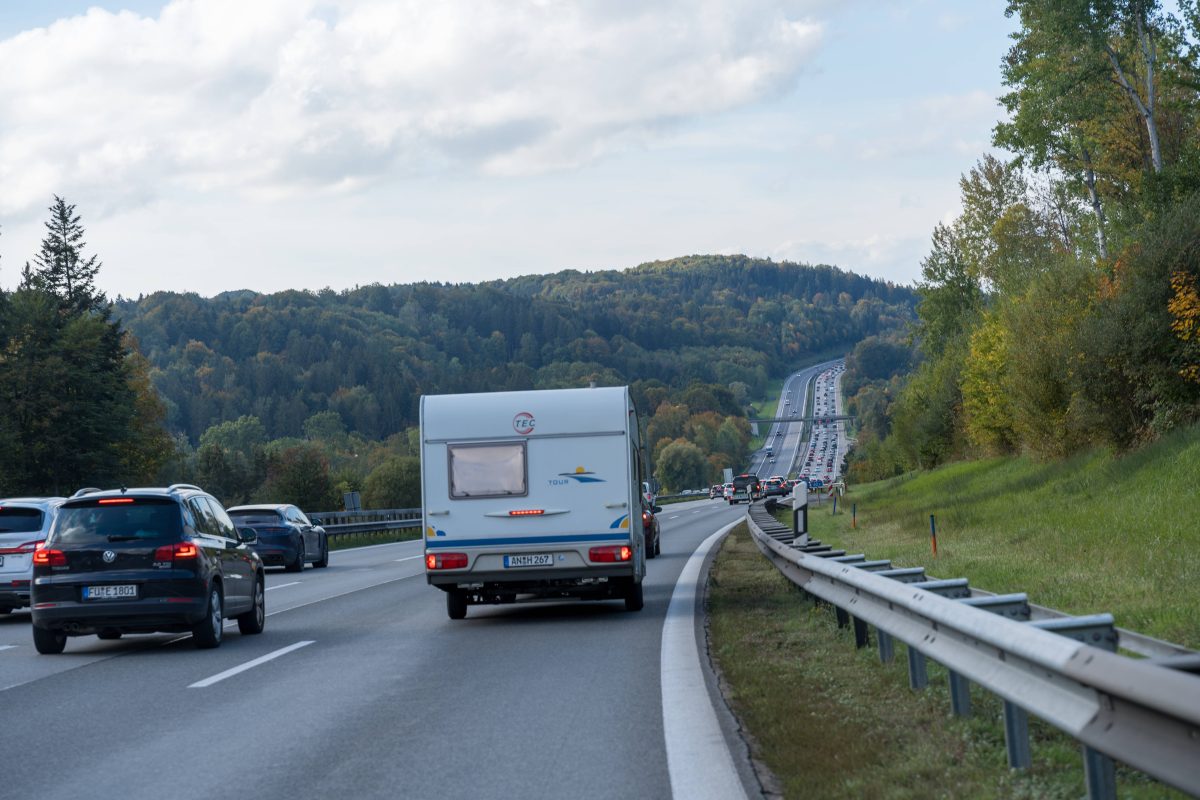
661,520 -> 750,800
188,640 -> 314,688
394,555 -> 423,562
0,645 -> 17,652
265,581 -> 301,591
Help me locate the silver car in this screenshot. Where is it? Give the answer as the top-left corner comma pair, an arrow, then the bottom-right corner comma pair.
0,497 -> 66,615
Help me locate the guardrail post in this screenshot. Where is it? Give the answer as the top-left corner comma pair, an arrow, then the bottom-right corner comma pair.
948,671 -> 972,717
1003,702 -> 1032,769
852,616 -> 869,648
835,607 -> 849,629
1083,744 -> 1117,800
877,630 -> 894,663
907,646 -> 928,690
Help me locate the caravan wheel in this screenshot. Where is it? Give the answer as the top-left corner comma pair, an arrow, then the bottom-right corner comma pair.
447,591 -> 468,620
624,581 -> 644,612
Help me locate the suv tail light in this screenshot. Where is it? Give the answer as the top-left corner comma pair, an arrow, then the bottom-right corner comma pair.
154,541 -> 199,562
32,545 -> 66,567
0,540 -> 43,556
426,552 -> 468,570
589,545 -> 632,563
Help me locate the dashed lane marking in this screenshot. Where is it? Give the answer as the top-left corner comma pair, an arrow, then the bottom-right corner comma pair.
188,640 -> 315,688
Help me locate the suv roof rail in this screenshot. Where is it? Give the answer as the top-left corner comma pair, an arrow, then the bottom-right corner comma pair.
167,483 -> 203,493
71,487 -> 102,498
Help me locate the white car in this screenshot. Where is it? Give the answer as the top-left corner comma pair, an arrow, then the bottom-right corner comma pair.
0,496 -> 66,615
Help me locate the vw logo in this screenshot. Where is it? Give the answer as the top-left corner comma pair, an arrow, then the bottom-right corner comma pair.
102,550 -> 117,563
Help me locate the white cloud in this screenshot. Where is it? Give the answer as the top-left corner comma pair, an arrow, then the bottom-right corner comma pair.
0,0 -> 825,217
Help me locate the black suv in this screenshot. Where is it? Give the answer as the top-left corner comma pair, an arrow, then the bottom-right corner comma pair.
30,484 -> 265,654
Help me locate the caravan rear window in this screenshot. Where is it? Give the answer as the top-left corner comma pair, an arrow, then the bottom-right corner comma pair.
448,442 -> 528,499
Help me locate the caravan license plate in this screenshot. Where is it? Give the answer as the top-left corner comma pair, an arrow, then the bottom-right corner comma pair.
503,553 -> 553,568
82,585 -> 137,600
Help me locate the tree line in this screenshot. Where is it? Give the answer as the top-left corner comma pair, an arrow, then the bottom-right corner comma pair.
2,203 -> 916,507
846,0 -> 1200,482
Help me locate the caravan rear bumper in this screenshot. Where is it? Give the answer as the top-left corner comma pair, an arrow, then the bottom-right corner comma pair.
427,564 -> 633,589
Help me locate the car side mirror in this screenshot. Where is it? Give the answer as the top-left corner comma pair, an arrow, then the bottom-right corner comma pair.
239,527 -> 258,545
652,505 -> 662,514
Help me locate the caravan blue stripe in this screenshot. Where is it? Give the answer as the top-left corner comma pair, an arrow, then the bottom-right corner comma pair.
425,533 -> 630,548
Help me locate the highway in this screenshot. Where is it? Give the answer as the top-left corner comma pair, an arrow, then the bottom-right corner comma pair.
746,358 -> 843,479
0,498 -> 755,800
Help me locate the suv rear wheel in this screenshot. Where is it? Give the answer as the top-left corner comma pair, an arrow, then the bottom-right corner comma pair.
237,575 -> 265,635
193,585 -> 223,649
33,625 -> 67,654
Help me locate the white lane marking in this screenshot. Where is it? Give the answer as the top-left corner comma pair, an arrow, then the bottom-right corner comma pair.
0,645 -> 17,652
691,510 -> 704,514
189,640 -> 314,688
394,555 -> 423,562
265,581 -> 301,591
668,515 -> 680,520
661,520 -> 750,800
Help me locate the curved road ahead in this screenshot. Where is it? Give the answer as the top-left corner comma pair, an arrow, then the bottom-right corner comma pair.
1,499 -> 755,800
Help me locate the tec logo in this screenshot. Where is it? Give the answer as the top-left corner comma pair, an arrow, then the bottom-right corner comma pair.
513,411 -> 535,435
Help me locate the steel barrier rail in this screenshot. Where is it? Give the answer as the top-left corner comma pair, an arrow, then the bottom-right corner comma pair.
321,519 -> 421,538
743,508 -> 1200,797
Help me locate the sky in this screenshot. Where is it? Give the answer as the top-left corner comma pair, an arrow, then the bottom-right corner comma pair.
0,1 -> 1018,298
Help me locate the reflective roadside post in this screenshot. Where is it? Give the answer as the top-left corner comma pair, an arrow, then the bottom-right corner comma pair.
930,514 -> 938,557
793,480 -> 809,545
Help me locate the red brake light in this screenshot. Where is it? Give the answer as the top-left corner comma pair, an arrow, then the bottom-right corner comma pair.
98,498 -> 135,505
32,545 -> 66,567
642,512 -> 651,523
153,541 -> 199,562
588,545 -> 632,563
426,552 -> 468,570
508,509 -> 545,516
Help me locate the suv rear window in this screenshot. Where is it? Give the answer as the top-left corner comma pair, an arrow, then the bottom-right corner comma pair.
229,511 -> 284,526
52,498 -> 183,544
0,507 -> 43,533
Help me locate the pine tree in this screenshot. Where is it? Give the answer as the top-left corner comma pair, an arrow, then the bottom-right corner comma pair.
21,195 -> 104,314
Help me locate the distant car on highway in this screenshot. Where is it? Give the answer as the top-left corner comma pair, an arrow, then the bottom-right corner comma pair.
0,497 -> 65,616
722,483 -> 734,501
30,484 -> 266,653
642,502 -> 661,559
226,504 -> 329,572
762,478 -> 786,497
709,484 -> 723,499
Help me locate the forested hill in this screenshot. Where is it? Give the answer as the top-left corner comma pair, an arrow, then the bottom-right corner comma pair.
115,255 -> 915,443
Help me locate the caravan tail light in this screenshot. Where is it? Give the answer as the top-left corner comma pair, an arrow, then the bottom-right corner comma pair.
588,545 -> 632,563
426,552 -> 468,570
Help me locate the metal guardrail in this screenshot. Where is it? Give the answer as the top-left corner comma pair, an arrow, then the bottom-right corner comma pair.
743,499 -> 1200,798
309,507 -> 421,538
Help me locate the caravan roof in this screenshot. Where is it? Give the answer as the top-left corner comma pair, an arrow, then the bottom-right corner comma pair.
422,386 -> 633,442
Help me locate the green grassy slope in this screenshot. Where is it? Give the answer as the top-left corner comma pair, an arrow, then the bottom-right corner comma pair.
805,425 -> 1200,648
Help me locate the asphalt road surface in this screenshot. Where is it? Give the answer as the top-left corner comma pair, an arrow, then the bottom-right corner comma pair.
1,499 -> 755,800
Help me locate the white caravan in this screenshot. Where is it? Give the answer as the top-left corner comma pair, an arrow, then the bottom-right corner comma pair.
420,386 -> 650,619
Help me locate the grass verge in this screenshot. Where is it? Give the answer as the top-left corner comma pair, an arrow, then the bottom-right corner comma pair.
707,524 -> 1185,799
800,424 -> 1200,648
328,529 -> 421,551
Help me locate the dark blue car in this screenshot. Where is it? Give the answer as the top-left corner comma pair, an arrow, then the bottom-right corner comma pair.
226,504 -> 328,572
